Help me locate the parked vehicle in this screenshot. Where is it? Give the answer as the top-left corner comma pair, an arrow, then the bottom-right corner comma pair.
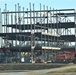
55,51 -> 76,63
35,58 -> 45,63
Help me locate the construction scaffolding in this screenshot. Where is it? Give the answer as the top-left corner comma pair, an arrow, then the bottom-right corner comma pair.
0,3 -> 76,63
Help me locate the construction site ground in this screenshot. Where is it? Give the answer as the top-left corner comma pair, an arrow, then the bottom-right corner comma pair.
0,63 -> 76,75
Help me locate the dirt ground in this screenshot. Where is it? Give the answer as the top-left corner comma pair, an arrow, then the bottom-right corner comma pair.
0,64 -> 76,75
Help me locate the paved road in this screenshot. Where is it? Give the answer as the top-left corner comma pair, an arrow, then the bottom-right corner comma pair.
0,64 -> 76,75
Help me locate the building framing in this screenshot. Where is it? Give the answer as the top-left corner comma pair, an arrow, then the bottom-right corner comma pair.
0,3 -> 76,63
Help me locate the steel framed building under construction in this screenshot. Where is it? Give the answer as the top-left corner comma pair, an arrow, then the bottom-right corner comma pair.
0,3 -> 76,63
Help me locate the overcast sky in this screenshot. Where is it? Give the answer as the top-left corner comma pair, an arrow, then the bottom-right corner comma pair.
0,0 -> 76,11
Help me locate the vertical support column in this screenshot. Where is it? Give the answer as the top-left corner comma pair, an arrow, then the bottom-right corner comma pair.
53,8 -> 55,46
4,9 -> 5,33
26,8 -> 29,45
56,9 -> 59,47
33,4 -> 35,33
18,3 -> 22,46
15,4 -> 17,46
15,4 -> 17,32
18,3 -> 21,62
7,10 -> 9,32
0,9 -> 2,47
26,8 -> 28,32
14,4 -> 17,61
40,3 -> 42,32
43,5 -> 46,47
47,6 -> 49,47
36,12 -> 38,32
50,7 -> 52,47
74,9 -> 76,52
3,5 -> 8,63
5,4 -> 8,48
5,4 -> 7,33
11,14 -> 13,33
23,7 -> 25,46
33,4 -> 35,59
58,11 -> 62,47
11,13 -> 14,46
40,3 -> 43,56
29,3 -> 34,63
33,3 -> 35,46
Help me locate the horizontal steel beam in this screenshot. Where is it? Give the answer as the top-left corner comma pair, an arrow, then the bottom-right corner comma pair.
2,9 -> 74,14
2,22 -> 75,29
